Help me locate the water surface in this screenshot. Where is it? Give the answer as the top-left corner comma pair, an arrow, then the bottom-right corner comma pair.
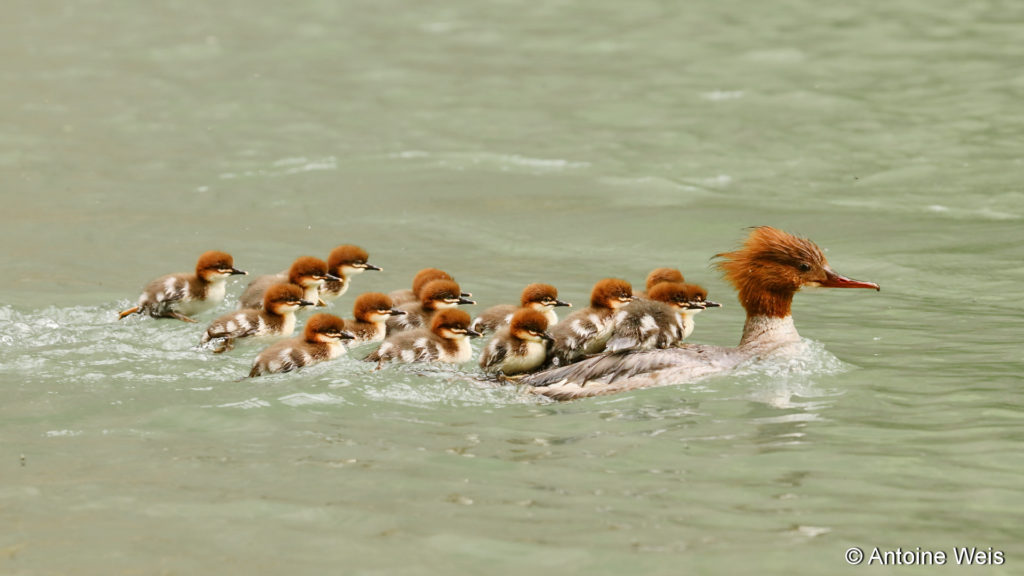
3,0 -> 1023,574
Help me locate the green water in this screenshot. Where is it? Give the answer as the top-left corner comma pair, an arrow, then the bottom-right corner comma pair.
3,0 -> 1023,574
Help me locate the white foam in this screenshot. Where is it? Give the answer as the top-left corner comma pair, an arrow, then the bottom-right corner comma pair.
277,392 -> 347,407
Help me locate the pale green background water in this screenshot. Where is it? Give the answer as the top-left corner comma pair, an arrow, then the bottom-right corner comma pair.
2,1 -> 1023,574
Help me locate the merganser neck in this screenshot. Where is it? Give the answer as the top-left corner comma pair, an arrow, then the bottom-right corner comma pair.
737,286 -> 794,319
738,315 -> 800,349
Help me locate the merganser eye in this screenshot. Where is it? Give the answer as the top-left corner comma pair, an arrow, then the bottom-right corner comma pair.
799,263 -> 812,272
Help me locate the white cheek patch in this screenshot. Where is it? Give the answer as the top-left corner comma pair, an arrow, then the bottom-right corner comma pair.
414,337 -> 429,350
401,349 -> 415,363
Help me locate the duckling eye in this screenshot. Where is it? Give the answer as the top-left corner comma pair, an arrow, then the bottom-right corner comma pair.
798,262 -> 812,272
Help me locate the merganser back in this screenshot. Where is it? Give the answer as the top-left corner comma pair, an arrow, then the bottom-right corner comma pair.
118,251 -> 247,322
517,227 -> 879,400
470,283 -> 571,334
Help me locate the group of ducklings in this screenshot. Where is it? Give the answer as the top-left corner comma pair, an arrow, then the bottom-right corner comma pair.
119,245 -> 718,379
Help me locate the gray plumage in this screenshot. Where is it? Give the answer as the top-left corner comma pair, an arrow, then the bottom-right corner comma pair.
604,300 -> 685,353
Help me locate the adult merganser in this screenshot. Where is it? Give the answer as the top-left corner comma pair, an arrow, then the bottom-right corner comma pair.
118,251 -> 247,322
389,268 -> 472,307
605,282 -> 719,353
478,308 -> 553,376
238,256 -> 338,310
470,283 -> 572,334
320,245 -> 381,304
248,313 -> 355,377
634,267 -> 685,299
386,279 -> 475,334
365,308 -> 481,368
517,227 -> 880,400
200,283 -> 315,353
547,278 -> 634,365
341,292 -> 407,345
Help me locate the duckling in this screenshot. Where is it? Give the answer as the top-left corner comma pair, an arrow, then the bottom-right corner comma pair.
341,292 -> 406,345
200,283 -> 315,353
320,245 -> 381,304
470,283 -> 571,334
605,282 -> 719,353
479,308 -> 553,376
238,256 -> 338,310
548,278 -> 634,365
386,279 -> 475,334
634,267 -> 685,299
248,313 -> 355,377
365,309 -> 481,368
389,268 -> 471,306
118,251 -> 247,322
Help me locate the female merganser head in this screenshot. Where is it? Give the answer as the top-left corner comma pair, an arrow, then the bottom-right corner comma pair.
717,226 -> 879,320
590,278 -> 634,310
519,227 -> 879,400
